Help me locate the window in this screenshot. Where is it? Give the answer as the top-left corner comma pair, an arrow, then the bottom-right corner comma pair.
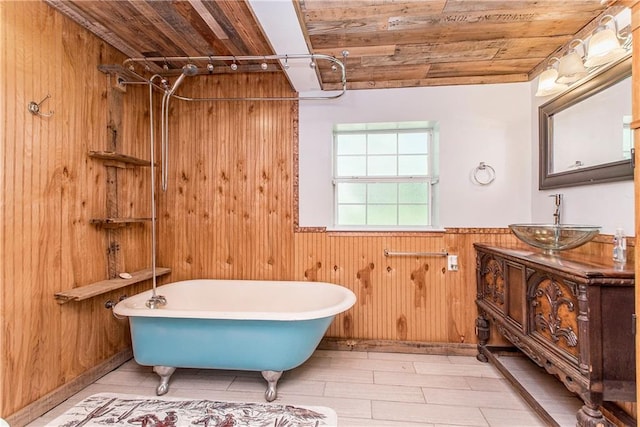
333,122 -> 438,229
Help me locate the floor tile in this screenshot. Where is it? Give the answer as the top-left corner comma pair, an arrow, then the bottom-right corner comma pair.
303,355 -> 335,367
463,376 -> 513,392
94,368 -> 150,386
228,375 -> 326,396
480,407 -> 548,427
421,387 -> 529,410
287,364 -> 374,384
276,394 -> 372,419
372,400 -> 489,426
155,371 -> 236,391
375,371 -> 470,390
414,361 -> 502,379
331,357 -> 416,373
367,351 -> 451,363
325,381 -> 425,403
447,356 -> 487,365
314,349 -> 368,359
340,416 -> 436,426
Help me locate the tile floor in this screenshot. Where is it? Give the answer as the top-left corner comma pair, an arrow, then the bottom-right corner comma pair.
27,350 -> 560,427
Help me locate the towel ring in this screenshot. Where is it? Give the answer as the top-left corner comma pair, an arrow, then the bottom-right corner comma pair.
472,162 -> 495,185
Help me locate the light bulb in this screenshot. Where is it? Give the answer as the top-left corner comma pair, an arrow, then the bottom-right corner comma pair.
535,67 -> 567,97
557,50 -> 587,83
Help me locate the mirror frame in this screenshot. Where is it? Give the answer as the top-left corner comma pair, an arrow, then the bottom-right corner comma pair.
539,55 -> 633,190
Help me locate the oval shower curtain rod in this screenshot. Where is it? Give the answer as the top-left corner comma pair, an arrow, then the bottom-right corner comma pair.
138,53 -> 347,303
121,52 -> 348,101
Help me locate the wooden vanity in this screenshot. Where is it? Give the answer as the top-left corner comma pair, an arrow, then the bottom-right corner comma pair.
474,243 -> 635,426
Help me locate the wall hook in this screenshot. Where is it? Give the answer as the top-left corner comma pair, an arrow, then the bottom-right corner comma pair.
28,94 -> 54,117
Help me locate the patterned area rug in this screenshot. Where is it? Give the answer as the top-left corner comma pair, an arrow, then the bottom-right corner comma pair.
46,393 -> 337,427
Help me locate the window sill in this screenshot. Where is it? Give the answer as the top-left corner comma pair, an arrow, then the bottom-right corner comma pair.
326,226 -> 446,233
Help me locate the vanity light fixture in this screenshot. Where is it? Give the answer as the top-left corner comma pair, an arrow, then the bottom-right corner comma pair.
535,58 -> 568,97
557,40 -> 588,83
535,12 -> 631,97
584,14 -> 629,68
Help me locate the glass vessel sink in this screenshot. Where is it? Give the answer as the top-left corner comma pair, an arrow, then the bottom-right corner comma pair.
509,224 -> 601,254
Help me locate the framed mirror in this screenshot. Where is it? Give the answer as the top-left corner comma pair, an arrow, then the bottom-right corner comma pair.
539,55 -> 633,190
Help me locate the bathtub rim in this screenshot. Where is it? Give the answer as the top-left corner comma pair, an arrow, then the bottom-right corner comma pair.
113,279 -> 356,321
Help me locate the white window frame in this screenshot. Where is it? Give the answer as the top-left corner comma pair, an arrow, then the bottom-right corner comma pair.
332,123 -> 439,231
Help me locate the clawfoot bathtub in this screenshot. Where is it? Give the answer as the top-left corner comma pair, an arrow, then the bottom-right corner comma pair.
114,279 -> 356,401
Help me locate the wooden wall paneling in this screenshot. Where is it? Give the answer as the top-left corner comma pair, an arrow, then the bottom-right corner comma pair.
1,1 -> 154,418
157,73 -> 295,283
2,2 -> 66,413
295,232 -> 458,342
0,0 -> 5,401
60,16 -> 133,384
633,5 -> 640,419
60,27 -> 103,381
632,0 -> 640,420
293,230 -> 526,347
444,232 -> 467,344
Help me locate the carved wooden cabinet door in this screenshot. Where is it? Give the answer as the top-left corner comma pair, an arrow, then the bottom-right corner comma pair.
527,271 -> 580,361
477,253 -> 505,313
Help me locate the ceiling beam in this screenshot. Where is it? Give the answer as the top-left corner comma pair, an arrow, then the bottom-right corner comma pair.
247,0 -> 321,92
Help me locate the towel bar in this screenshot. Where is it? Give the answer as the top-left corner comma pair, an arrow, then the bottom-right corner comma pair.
383,249 -> 448,257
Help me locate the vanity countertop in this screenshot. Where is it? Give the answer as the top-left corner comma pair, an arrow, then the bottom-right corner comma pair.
473,243 -> 634,282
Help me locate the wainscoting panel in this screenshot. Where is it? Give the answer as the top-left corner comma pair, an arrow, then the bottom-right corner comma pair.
294,230 -> 522,343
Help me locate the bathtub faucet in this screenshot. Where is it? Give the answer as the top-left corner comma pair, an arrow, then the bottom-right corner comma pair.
549,193 -> 563,225
146,294 -> 167,309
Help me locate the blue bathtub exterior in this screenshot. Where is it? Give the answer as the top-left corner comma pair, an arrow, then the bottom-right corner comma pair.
129,315 -> 335,372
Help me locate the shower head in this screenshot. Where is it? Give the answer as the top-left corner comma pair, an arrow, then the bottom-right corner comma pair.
182,63 -> 198,76
165,64 -> 198,96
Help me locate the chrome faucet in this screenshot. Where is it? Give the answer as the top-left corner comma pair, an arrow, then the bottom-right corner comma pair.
549,193 -> 562,225
146,294 -> 167,309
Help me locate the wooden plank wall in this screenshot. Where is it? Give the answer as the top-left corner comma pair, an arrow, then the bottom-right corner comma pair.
156,74 -> 297,281
631,1 -> 640,422
293,230 -> 521,344
1,1 -> 154,418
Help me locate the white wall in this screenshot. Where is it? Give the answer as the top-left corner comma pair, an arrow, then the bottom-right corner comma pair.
298,83 -> 532,228
531,79 -> 635,235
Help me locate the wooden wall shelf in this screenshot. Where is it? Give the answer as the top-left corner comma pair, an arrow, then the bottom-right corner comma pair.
54,267 -> 171,304
88,151 -> 152,168
89,218 -> 152,228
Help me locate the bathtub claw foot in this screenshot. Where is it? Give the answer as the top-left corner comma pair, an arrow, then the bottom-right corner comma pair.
153,366 -> 176,396
261,370 -> 282,402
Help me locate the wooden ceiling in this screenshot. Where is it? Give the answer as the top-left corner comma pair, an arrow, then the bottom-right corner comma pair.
46,0 -> 624,90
